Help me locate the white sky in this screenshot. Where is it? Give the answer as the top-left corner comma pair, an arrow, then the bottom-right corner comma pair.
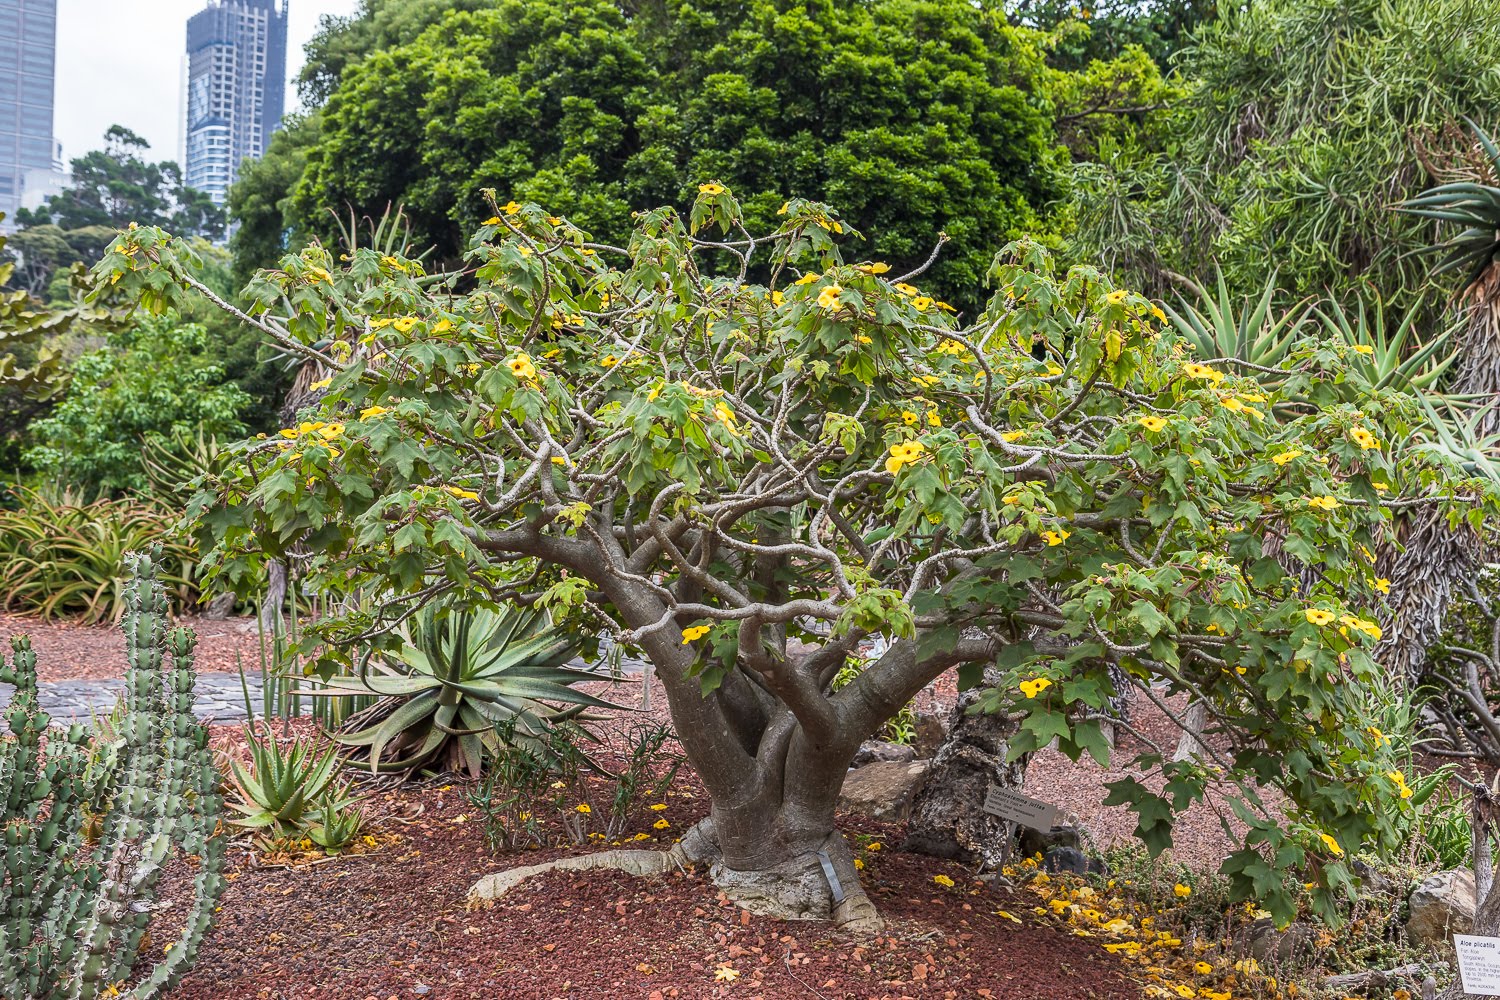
54,0 -> 361,167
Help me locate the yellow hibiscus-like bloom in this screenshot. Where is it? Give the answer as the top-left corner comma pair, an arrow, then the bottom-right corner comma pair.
1193,962 -> 1213,975
698,182 -> 726,196
885,441 -> 926,475
599,354 -> 620,368
1304,608 -> 1336,626
653,819 -> 671,830
1368,726 -> 1389,747
713,402 -> 739,434
1305,495 -> 1340,511
574,803 -> 591,814
1350,427 -> 1380,450
1352,344 -> 1374,355
681,625 -> 711,644
1106,289 -> 1129,305
1387,771 -> 1413,799
894,282 -> 920,296
1001,430 -> 1025,443
508,353 -> 539,381
794,272 -> 821,286
1138,416 -> 1167,432
443,485 -> 479,502
1219,395 -> 1248,413
901,410 -> 918,426
1173,884 -> 1191,898
927,410 -> 942,428
309,377 -> 332,392
359,405 -> 390,419
1019,677 -> 1052,699
855,262 -> 890,274
911,295 -> 934,312
501,200 -> 521,215
1271,450 -> 1303,465
933,874 -> 955,887
1041,529 -> 1070,546
816,284 -> 844,311
1373,576 -> 1391,594
392,317 -> 418,333
482,216 -> 501,226
1182,362 -> 1225,384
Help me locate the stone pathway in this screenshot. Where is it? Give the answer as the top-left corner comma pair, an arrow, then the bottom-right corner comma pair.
0,655 -> 651,727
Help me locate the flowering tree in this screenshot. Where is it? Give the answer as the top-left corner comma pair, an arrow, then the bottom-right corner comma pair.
105,189 -> 1489,931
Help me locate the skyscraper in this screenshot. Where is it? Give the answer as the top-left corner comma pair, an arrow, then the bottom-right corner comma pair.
0,0 -> 58,230
184,0 -> 287,206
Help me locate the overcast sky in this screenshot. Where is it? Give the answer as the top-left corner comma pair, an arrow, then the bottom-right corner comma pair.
54,0 -> 361,167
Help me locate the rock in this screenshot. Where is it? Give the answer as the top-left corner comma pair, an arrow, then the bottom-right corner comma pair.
851,740 -> 917,767
911,711 -> 949,758
1407,869 -> 1476,948
1042,846 -> 1107,877
1018,822 -> 1087,859
838,760 -> 930,823
1351,858 -> 1392,895
1230,918 -> 1317,964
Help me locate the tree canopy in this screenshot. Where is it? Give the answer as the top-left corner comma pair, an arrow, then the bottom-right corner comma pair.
108,187 -> 1492,924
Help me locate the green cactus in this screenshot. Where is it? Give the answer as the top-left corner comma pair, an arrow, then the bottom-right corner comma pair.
0,550 -> 226,999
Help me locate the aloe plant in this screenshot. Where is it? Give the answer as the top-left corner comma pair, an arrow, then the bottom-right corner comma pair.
311,603 -> 611,778
223,725 -> 356,841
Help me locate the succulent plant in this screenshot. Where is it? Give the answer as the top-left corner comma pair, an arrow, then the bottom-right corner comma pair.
223,724 -> 357,841
311,603 -> 611,778
0,550 -> 226,999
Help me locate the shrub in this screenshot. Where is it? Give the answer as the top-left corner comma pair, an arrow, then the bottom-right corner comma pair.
0,551 -> 226,998
0,489 -> 197,622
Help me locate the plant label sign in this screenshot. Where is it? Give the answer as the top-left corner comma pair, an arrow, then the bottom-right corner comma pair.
1455,935 -> 1500,996
981,786 -> 1057,831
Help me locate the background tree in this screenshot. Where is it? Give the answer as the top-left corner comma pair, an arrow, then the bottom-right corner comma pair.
22,314 -> 249,496
233,0 -> 1069,310
18,125 -> 224,241
110,190 -> 1486,930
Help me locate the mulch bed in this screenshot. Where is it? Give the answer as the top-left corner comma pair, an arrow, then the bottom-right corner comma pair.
0,611 -> 264,681
164,749 -> 1141,1000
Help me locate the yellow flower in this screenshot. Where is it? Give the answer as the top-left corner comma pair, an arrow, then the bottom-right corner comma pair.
933,874 -> 955,887
853,857 -> 865,869
885,441 -> 926,475
482,216 -> 501,226
855,262 -> 891,274
1387,771 -> 1413,799
443,485 -> 479,502
816,284 -> 844,311
1367,726 -> 1389,747
1352,344 -> 1374,355
1041,529 -> 1071,546
551,456 -> 570,466
911,295 -> 934,312
392,317 -> 418,333
649,803 -> 667,811
1019,677 -> 1053,699
1350,427 -> 1380,450
1138,416 -> 1167,432
359,405 -> 390,419
599,355 -> 620,368
902,410 -> 918,426
1271,450 -> 1303,465
1318,832 -> 1344,857
867,842 -> 882,851
698,182 -> 726,196
1194,962 -> 1213,975
508,353 -> 539,381
681,625 -> 711,644
1182,363 -> 1225,384
713,402 -> 739,434
1218,395 -> 1248,414
772,290 -> 785,306
714,967 -> 740,983
926,410 -> 942,427
1173,884 -> 1191,898
1151,305 -> 1167,322
1001,430 -> 1026,443
653,819 -> 671,830
1305,495 -> 1341,512
1304,608 -> 1336,626
794,272 -> 821,286
318,423 -> 344,441
501,200 -> 521,215
574,803 -> 590,814
309,377 -> 332,392
1374,577 -> 1390,594
777,201 -> 790,215
894,282 -> 920,296
1106,289 -> 1129,305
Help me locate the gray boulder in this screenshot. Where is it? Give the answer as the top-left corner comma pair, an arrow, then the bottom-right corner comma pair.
851,740 -> 917,766
1407,869 -> 1476,949
838,760 -> 930,823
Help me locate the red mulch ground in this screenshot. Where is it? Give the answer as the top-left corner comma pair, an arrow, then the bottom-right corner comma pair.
164,749 -> 1141,1000
0,612 -> 263,681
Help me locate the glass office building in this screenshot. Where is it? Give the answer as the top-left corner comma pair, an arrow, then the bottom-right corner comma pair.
0,0 -> 58,229
184,0 -> 287,205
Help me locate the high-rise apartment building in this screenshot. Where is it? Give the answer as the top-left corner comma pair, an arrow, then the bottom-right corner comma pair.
0,0 -> 58,229
184,0 -> 287,205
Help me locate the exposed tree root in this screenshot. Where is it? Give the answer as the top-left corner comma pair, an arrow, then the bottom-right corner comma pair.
465,820 -> 882,933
